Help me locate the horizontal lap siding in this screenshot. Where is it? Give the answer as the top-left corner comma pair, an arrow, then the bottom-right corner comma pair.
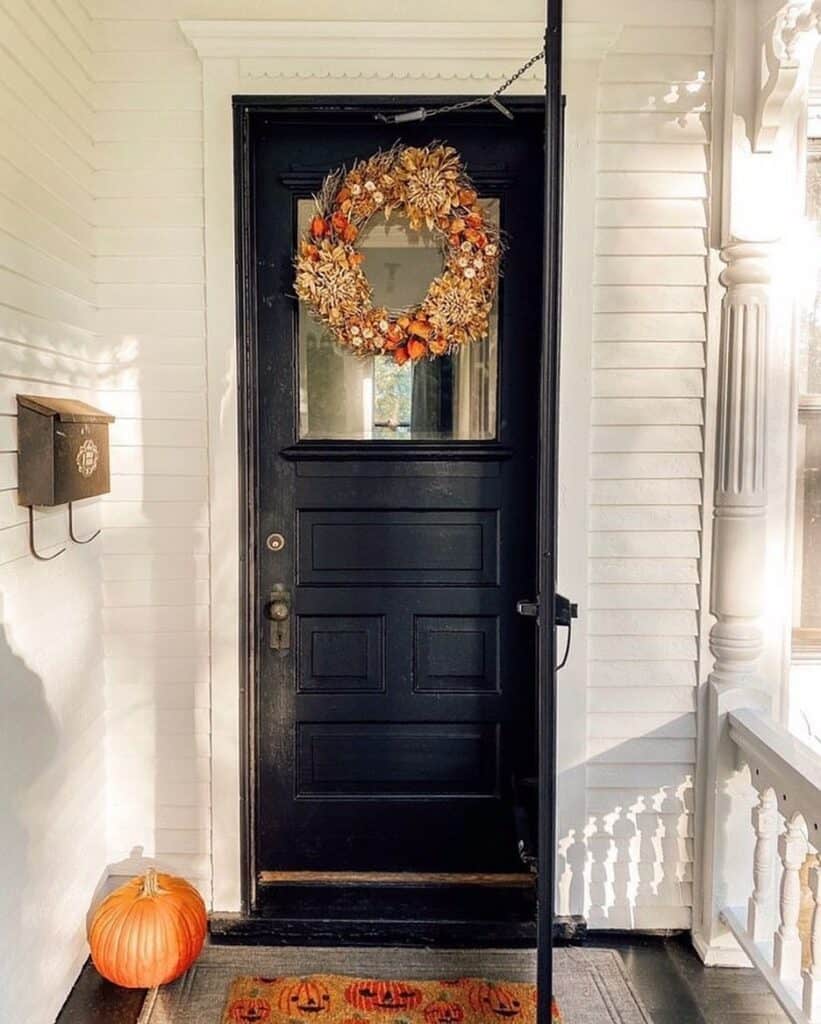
90,17 -> 210,898
0,1 -> 109,1020
85,0 -> 714,934
585,13 -> 711,932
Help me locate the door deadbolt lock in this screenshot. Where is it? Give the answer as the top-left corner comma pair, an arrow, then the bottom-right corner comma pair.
266,532 -> 286,552
265,587 -> 291,651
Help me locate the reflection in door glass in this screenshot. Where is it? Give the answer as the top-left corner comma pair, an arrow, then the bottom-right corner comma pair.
297,198 -> 499,440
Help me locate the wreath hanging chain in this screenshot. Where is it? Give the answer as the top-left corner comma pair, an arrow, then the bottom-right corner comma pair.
294,143 -> 501,365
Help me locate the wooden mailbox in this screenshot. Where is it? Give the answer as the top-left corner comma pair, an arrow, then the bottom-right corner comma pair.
16,395 -> 115,507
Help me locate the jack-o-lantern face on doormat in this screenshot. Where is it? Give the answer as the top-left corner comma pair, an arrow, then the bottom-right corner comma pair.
221,975 -> 550,1024
467,982 -> 522,1019
423,999 -> 466,1024
278,979 -> 332,1014
226,996 -> 272,1023
345,980 -> 424,1012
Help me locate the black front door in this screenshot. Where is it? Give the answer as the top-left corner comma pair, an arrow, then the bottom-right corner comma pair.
237,99 -> 549,938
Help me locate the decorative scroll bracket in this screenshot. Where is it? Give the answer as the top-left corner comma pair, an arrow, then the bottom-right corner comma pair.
754,0 -> 821,152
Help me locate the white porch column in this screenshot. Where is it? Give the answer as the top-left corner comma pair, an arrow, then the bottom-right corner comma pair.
695,235 -> 775,966
693,0 -> 820,965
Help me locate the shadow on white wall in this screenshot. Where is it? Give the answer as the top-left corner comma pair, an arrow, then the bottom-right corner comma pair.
0,591 -> 59,1018
557,722 -> 694,929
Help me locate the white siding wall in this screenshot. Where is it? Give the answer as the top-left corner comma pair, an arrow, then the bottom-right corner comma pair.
585,16 -> 711,929
88,1 -> 714,929
0,1 -> 107,1020
89,16 -> 211,893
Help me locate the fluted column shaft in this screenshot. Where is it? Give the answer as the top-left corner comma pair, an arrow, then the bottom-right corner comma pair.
709,241 -> 770,684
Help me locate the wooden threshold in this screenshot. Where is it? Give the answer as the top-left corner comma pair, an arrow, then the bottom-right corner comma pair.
258,871 -> 535,887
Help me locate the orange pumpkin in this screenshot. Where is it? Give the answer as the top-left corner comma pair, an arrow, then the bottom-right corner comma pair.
88,868 -> 206,988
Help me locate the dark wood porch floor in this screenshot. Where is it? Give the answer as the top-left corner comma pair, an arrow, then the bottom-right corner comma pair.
588,934 -> 789,1024
56,935 -> 789,1024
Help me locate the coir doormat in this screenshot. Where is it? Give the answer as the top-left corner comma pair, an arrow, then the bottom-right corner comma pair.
221,975 -> 560,1024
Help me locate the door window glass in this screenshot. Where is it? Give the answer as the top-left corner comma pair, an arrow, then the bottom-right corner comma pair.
296,198 -> 499,440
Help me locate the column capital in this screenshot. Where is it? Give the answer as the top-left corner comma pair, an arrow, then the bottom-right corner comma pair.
718,241 -> 775,289
708,621 -> 765,676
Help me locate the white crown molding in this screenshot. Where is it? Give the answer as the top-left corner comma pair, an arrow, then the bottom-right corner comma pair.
237,59 -> 545,85
179,19 -> 620,75
180,20 -> 544,59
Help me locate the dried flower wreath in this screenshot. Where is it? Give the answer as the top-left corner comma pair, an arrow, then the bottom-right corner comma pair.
294,143 -> 501,365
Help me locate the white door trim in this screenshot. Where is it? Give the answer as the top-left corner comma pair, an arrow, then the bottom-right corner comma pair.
180,14 -> 617,911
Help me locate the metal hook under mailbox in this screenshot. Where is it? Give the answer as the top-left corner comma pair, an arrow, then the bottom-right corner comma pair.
68,502 -> 100,545
28,505 -> 66,561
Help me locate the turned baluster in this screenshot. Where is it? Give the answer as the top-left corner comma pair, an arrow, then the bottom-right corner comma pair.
804,863 -> 821,1022
774,816 -> 809,981
748,789 -> 778,941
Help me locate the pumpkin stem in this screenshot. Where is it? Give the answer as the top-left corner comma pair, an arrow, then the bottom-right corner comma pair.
141,868 -> 162,898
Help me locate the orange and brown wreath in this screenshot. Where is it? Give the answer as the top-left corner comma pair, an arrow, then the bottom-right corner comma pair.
294,143 -> 501,365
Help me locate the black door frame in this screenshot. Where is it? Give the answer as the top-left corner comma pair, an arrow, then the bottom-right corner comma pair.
230,95 -> 560,966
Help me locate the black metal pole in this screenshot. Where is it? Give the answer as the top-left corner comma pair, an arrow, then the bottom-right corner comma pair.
538,0 -> 563,1022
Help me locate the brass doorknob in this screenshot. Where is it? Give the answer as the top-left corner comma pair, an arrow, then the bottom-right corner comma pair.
268,600 -> 289,622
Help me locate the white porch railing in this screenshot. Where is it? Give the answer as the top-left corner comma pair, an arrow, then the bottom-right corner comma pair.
722,708 -> 821,1023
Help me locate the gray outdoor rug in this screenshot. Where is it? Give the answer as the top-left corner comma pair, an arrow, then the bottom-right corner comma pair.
137,945 -> 653,1024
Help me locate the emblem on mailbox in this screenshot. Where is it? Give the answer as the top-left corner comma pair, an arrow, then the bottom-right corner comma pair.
76,438 -> 99,478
